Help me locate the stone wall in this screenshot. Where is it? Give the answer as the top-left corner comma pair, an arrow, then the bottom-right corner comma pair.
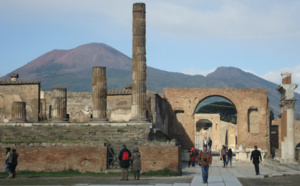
164,88 -> 269,150
0,145 -> 107,172
0,82 -> 40,122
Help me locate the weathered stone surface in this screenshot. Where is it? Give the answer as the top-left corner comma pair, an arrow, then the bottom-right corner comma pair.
164,88 -> 269,150
92,67 -> 107,121
51,88 -> 68,122
0,81 -> 40,122
10,101 -> 27,122
131,3 -> 147,122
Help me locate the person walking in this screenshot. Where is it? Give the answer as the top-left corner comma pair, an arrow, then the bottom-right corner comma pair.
250,145 -> 262,175
197,145 -> 212,184
118,144 -> 131,180
131,147 -> 141,180
188,147 -> 197,167
207,137 -> 212,152
220,145 -> 227,168
11,149 -> 19,178
226,148 -> 233,168
4,147 -> 13,179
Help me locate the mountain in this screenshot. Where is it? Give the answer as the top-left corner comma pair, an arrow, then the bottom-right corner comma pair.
1,43 -> 299,118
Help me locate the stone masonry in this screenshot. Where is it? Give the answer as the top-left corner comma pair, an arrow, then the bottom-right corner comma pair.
131,3 -> 147,122
92,67 -> 107,122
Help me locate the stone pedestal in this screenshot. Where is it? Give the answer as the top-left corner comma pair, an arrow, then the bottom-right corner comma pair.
130,3 -> 148,122
91,67 -> 107,122
277,73 -> 298,162
10,101 -> 27,122
51,88 -> 68,122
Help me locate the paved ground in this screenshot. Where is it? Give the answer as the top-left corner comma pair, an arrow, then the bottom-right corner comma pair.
0,160 -> 299,185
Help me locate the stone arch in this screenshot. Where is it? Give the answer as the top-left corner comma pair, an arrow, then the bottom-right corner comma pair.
194,95 -> 237,124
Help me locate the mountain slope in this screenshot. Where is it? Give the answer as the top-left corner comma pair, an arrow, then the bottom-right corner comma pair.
1,43 -> 299,117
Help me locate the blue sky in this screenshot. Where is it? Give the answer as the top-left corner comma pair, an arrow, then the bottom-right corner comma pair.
1,0 -> 300,92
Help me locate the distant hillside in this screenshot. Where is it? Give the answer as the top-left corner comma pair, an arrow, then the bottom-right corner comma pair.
1,43 -> 299,118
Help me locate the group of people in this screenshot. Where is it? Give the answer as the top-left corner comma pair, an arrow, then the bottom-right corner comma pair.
188,144 -> 262,184
118,144 -> 141,181
4,147 -> 19,179
220,145 -> 233,168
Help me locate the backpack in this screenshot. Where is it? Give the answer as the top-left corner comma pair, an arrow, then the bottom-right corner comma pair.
6,152 -> 13,164
122,151 -> 129,160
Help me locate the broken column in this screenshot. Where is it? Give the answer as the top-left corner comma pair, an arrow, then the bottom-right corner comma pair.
277,73 -> 298,161
10,101 -> 27,122
130,3 -> 147,122
10,74 -> 19,81
91,66 -> 107,122
51,88 -> 68,122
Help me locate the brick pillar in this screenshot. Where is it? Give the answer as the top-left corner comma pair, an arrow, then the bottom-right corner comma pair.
91,67 -> 107,122
10,101 -> 27,122
51,88 -> 68,122
277,73 -> 298,162
130,3 -> 147,122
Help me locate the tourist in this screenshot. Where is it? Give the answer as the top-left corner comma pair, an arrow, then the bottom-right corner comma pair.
197,145 -> 212,184
188,147 -> 197,167
220,145 -> 227,168
131,147 -> 141,180
4,147 -> 13,179
226,148 -> 233,168
250,145 -> 262,175
207,137 -> 212,151
118,144 -> 131,180
11,149 -> 19,178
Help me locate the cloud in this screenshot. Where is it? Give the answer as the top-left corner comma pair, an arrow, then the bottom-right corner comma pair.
1,0 -> 300,40
182,67 -> 216,76
261,65 -> 300,93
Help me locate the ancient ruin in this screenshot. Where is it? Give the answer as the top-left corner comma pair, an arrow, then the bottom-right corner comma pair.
277,73 -> 298,162
0,2 -> 299,174
130,3 -> 148,122
91,66 -> 107,122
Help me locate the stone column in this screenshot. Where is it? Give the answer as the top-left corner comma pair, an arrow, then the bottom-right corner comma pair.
10,74 -> 19,81
91,67 -> 107,122
277,73 -> 298,162
130,3 -> 147,122
39,89 -> 47,121
51,88 -> 68,122
10,101 -> 27,122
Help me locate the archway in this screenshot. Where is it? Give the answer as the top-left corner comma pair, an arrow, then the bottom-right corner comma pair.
194,96 -> 238,151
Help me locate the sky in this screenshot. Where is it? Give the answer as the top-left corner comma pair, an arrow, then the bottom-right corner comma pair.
1,0 -> 300,92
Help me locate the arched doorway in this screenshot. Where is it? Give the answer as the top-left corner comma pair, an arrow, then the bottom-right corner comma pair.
195,119 -> 212,150
194,96 -> 238,151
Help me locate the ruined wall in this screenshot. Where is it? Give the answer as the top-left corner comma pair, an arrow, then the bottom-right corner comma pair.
0,145 -> 107,172
0,82 -> 40,122
164,88 -> 269,150
153,94 -> 170,135
140,144 -> 181,173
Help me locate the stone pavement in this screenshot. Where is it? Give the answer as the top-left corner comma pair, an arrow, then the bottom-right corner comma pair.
73,160 -> 300,186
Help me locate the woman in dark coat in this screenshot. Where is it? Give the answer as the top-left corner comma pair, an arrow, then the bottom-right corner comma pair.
118,144 -> 131,180
131,147 -> 141,180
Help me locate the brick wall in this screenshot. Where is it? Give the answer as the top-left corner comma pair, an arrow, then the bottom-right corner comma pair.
0,146 -> 107,172
139,145 -> 181,173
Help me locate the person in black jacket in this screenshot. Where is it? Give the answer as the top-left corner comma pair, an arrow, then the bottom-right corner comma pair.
250,146 -> 262,175
11,149 -> 19,178
226,148 -> 233,168
118,144 -> 131,180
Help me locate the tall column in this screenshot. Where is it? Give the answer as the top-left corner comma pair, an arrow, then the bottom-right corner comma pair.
91,66 -> 107,122
130,3 -> 147,122
51,88 -> 68,122
10,101 -> 27,122
39,89 -> 47,121
277,73 -> 298,162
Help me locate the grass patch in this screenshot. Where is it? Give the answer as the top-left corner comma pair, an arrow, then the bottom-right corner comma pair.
0,169 -> 121,178
143,168 -> 181,177
117,129 -> 127,133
